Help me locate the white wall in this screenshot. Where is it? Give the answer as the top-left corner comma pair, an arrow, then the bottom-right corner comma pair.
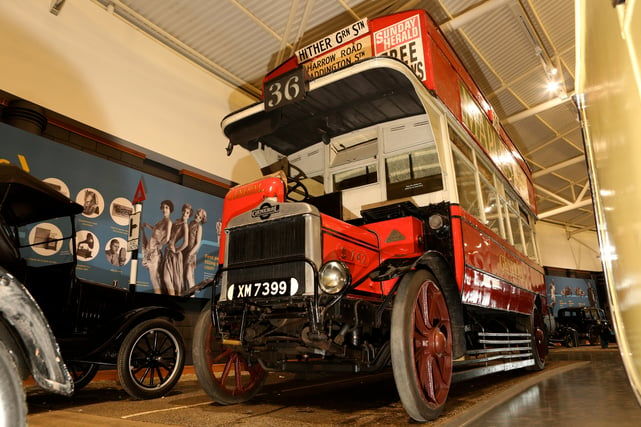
0,2 -> 603,273
536,221 -> 602,272
0,0 -> 262,185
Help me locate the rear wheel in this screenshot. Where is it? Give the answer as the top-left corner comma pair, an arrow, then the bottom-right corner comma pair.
117,318 -> 185,399
192,306 -> 267,404
391,269 -> 453,422
68,361 -> 99,391
526,306 -> 546,371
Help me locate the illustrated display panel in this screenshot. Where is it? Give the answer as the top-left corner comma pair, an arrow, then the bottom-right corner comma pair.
546,274 -> 599,316
0,123 -> 222,297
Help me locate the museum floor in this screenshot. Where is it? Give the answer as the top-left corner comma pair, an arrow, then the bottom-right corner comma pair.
27,344 -> 641,426
442,344 -> 641,426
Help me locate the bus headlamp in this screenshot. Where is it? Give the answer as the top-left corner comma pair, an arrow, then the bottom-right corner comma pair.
318,261 -> 350,294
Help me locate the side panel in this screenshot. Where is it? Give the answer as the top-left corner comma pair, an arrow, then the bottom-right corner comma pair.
459,210 -> 544,314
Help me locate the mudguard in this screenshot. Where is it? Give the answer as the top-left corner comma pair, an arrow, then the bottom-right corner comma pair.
0,267 -> 73,396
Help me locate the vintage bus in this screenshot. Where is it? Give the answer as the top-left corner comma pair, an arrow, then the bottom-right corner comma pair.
193,9 -> 546,422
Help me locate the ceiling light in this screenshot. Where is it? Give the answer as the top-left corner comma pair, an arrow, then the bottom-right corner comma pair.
546,80 -> 561,92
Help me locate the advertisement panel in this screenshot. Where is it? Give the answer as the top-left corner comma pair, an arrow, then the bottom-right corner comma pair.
0,123 -> 222,297
372,13 -> 426,81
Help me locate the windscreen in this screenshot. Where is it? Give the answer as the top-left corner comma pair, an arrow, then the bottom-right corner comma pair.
18,216 -> 76,266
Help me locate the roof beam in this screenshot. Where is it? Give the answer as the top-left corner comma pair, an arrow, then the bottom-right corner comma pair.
532,155 -> 585,178
536,184 -> 573,206
504,94 -> 573,124
440,0 -> 512,32
538,198 -> 593,219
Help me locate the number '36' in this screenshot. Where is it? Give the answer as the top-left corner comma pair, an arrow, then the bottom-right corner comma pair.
266,75 -> 301,108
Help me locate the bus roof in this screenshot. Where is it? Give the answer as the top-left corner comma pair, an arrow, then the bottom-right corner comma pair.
222,57 -> 424,156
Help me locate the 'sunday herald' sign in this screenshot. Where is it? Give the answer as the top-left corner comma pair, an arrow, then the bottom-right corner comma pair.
373,14 -> 425,81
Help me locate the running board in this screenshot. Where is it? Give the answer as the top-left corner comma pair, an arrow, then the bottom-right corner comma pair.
452,331 -> 535,383
452,358 -> 535,382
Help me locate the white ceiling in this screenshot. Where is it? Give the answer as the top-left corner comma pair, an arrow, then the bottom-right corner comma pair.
87,0 -> 592,232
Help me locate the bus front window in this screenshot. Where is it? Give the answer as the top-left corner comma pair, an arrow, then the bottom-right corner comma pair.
385,147 -> 443,200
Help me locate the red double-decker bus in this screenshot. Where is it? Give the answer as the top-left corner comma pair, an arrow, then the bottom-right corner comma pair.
193,10 -> 546,422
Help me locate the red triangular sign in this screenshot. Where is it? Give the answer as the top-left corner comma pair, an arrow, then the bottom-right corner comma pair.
133,179 -> 146,203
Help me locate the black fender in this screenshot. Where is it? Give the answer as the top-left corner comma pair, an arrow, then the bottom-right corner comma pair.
412,251 -> 466,359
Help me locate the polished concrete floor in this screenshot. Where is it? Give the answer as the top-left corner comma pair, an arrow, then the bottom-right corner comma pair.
26,344 -> 641,426
444,344 -> 641,427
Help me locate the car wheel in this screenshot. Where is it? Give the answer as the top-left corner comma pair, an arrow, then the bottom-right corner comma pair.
68,361 -> 99,391
117,318 -> 185,399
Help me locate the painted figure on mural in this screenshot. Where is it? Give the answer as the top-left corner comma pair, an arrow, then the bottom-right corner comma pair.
183,208 -> 207,292
162,203 -> 191,295
587,280 -> 596,307
142,200 -> 173,294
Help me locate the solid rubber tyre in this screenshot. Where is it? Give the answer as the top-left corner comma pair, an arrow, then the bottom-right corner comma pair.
391,269 -> 453,422
526,306 -> 546,371
0,340 -> 26,426
117,318 -> 185,399
192,305 -> 267,404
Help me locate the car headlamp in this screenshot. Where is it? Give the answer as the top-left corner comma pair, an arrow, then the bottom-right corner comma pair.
318,261 -> 350,294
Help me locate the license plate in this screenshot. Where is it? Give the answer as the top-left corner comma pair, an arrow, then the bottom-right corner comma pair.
227,278 -> 300,300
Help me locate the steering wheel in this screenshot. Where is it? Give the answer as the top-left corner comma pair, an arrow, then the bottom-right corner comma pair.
286,163 -> 309,202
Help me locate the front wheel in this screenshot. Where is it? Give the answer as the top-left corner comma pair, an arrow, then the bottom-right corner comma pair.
0,340 -> 26,427
391,269 -> 453,422
192,305 -> 267,404
117,318 -> 185,399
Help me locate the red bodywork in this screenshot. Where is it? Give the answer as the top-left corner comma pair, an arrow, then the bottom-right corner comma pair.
321,215 -> 425,296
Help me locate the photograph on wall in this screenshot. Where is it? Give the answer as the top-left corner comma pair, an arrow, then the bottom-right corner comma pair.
0,122 -> 222,297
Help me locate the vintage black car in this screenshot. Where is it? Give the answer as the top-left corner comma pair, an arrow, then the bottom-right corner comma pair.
556,306 -> 611,346
0,164 -> 186,400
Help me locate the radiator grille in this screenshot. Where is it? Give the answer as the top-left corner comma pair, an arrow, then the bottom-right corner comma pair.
226,215 -> 307,285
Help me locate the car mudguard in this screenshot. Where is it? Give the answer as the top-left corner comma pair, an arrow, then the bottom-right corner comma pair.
0,267 -> 73,396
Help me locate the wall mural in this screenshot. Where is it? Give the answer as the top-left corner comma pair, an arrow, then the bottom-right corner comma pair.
546,274 -> 599,316
0,123 -> 222,297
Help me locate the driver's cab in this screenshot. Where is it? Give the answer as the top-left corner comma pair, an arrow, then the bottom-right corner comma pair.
249,113 -> 447,221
